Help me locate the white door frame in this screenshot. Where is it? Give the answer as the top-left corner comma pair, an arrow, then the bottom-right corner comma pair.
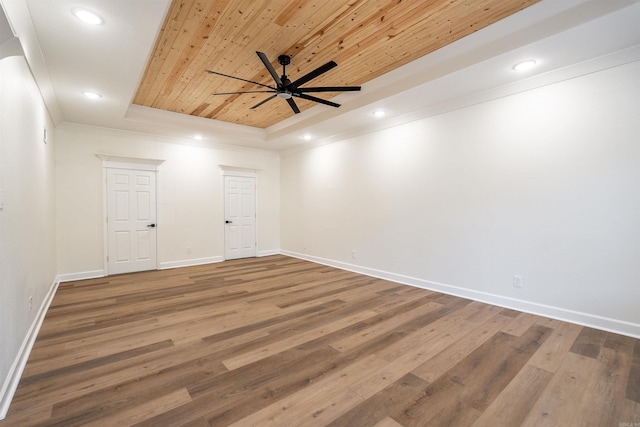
219,165 -> 259,260
97,154 -> 165,275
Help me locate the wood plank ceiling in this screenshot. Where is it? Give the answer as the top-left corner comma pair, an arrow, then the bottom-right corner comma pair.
134,0 -> 540,129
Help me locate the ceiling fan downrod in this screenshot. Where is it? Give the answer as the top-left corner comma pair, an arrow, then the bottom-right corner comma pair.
276,55 -> 292,99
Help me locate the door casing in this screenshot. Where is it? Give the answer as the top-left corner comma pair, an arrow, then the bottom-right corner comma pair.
98,154 -> 164,276
220,166 -> 258,260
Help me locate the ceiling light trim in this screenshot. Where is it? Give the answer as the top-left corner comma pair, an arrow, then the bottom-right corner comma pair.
82,91 -> 102,99
72,8 -> 104,25
512,59 -> 538,71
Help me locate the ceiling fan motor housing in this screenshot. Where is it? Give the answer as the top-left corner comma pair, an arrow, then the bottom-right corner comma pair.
278,55 -> 291,66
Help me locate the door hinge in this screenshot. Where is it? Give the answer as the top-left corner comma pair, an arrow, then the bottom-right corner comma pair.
107,256 -> 109,262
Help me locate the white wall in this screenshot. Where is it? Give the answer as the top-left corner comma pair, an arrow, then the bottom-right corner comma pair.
281,60 -> 640,337
55,126 -> 280,277
0,55 -> 57,416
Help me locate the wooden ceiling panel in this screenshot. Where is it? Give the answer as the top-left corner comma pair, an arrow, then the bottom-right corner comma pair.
134,0 -> 539,129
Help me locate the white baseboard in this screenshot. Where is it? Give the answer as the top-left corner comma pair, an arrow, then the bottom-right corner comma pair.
60,254 -> 278,279
258,249 -> 280,257
281,250 -> 640,339
159,256 -> 223,270
0,278 -> 60,420
57,270 -> 105,283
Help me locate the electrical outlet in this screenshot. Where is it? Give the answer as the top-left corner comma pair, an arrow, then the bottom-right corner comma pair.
351,250 -> 357,259
28,296 -> 33,312
513,275 -> 523,288
186,247 -> 191,254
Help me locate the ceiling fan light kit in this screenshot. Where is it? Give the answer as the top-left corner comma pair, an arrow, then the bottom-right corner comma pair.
206,51 -> 361,114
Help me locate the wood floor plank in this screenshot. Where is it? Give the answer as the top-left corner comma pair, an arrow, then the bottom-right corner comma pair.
21,339 -> 175,382
391,329 -> 522,426
377,301 -> 492,364
626,338 -> 640,403
329,301 -> 442,353
326,373 -> 428,427
501,312 -> 542,336
47,355 -> 225,424
228,353 -> 388,426
422,400 -> 482,427
618,398 -> 640,426
374,417 -> 404,427
520,352 -> 598,427
10,329 -> 264,413
527,318 -> 583,372
392,324 -> 550,426
332,310 -> 500,410
186,347 -> 343,426
471,365 -> 553,427
410,312 -> 516,383
572,344 -> 634,427
82,387 -> 192,427
389,370 -> 465,426
570,326 -> 608,359
222,309 -> 378,369
458,325 -> 552,412
3,255 -> 638,426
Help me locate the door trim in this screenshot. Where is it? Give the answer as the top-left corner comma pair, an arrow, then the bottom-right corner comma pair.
98,154 -> 164,275
219,165 -> 259,260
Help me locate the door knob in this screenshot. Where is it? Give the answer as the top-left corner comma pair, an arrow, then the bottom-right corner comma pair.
225,220 -> 232,224
147,223 -> 156,228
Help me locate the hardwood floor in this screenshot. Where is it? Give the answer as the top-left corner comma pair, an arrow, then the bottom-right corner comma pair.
4,255 -> 639,426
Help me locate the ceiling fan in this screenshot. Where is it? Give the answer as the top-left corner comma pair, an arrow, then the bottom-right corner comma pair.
205,51 -> 361,114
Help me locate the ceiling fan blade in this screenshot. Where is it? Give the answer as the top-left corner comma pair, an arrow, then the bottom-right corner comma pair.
250,94 -> 277,110
213,90 -> 276,95
286,98 -> 301,114
298,86 -> 361,93
290,61 -> 337,88
205,69 -> 275,90
294,93 -> 341,108
256,51 -> 283,87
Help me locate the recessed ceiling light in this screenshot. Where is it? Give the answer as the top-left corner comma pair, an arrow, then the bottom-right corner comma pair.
302,134 -> 312,141
512,59 -> 537,72
72,8 -> 104,25
82,91 -> 102,99
373,110 -> 386,118
193,134 -> 203,140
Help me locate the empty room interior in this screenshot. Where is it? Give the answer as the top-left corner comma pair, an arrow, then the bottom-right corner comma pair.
1,0 -> 639,425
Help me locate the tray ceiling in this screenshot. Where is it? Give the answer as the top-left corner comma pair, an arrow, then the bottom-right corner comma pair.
134,0 -> 539,129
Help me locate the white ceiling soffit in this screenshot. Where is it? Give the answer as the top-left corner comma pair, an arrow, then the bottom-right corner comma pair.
0,4 -> 23,58
0,4 -> 15,41
2,0 -> 640,151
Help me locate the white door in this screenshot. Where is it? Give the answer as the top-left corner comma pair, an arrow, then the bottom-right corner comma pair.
107,168 -> 157,274
224,175 -> 256,259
